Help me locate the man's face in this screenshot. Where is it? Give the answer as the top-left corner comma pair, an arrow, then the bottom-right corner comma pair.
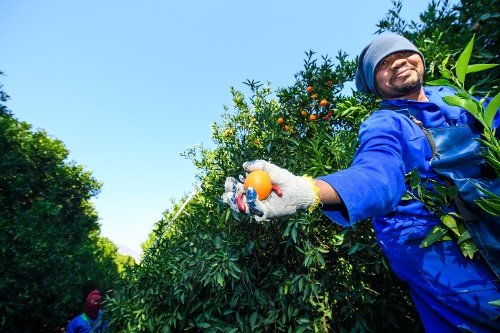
374,51 -> 424,99
90,297 -> 101,306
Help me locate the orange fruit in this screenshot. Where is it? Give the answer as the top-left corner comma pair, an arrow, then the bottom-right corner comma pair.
311,93 -> 319,100
319,99 -> 328,107
306,86 -> 313,94
244,170 -> 272,200
284,125 -> 291,132
277,117 -> 285,125
309,114 -> 317,121
301,110 -> 308,118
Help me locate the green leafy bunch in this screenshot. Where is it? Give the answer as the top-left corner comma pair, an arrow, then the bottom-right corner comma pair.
403,169 -> 477,258
428,35 -> 500,214
405,35 -> 499,258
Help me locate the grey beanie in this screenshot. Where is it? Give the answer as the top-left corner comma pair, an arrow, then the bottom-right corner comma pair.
355,33 -> 424,96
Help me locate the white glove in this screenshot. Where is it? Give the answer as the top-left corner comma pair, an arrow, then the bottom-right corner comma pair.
222,160 -> 320,221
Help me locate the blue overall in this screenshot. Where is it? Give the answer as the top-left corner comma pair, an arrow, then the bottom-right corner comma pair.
66,310 -> 108,333
319,86 -> 500,332
401,106 -> 500,278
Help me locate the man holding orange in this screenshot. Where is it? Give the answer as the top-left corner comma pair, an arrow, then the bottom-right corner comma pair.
223,33 -> 500,331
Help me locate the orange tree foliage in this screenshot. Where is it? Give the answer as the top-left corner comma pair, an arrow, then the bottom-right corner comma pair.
0,76 -> 121,332
106,1 -> 498,332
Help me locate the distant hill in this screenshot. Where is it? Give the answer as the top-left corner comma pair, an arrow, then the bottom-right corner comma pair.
118,244 -> 141,262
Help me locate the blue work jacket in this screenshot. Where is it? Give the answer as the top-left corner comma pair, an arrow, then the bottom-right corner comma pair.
319,85 -> 488,226
66,310 -> 108,333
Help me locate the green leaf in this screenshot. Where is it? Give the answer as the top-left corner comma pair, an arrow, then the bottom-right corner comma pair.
426,78 -> 452,86
441,55 -> 450,68
420,225 -> 448,248
249,311 -> 258,328
456,36 -> 475,84
348,243 -> 360,255
466,63 -> 498,74
484,92 -> 500,128
488,299 -> 500,307
443,95 -> 481,118
317,246 -> 329,253
472,181 -> 500,198
332,233 -> 344,246
440,70 -> 451,79
475,197 -> 500,216
215,236 -> 222,248
401,193 -> 413,200
291,226 -> 297,243
441,215 -> 459,237
457,230 -> 472,243
407,169 -> 421,189
459,238 -> 477,259
216,272 -> 224,286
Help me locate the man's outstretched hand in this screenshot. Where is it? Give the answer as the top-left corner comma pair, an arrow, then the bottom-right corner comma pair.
222,160 -> 320,221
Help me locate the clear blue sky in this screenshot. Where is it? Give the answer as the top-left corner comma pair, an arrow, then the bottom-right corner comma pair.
0,0 -> 440,257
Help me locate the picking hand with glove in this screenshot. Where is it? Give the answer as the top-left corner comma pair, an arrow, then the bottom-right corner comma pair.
222,160 -> 341,221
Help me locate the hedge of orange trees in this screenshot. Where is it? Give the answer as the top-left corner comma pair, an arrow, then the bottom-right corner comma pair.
0,83 -> 126,331
106,1 -> 498,332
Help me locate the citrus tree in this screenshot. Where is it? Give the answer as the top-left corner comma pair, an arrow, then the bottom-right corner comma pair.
0,78 -> 123,332
108,73 -> 417,332
106,1 -> 498,332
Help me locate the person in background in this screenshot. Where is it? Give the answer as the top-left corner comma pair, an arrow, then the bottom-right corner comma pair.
66,289 -> 108,333
223,33 -> 500,332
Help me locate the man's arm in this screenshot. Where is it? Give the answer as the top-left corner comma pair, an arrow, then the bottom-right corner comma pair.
314,179 -> 342,205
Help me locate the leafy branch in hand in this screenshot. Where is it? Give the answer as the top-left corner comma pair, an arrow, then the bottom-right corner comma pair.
403,170 -> 477,258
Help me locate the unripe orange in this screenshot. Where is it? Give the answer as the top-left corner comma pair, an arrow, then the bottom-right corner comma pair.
311,93 -> 319,100
244,170 -> 272,200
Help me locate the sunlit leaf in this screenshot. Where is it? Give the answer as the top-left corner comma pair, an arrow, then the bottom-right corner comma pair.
466,63 -> 498,74
459,239 -> 477,259
457,230 -> 472,243
441,215 -> 459,236
216,272 -> 224,286
484,92 -> 500,128
441,55 -> 450,68
456,36 -> 475,84
439,70 -> 451,79
488,299 -> 500,307
426,78 -> 452,86
420,225 -> 448,247
443,95 -> 481,118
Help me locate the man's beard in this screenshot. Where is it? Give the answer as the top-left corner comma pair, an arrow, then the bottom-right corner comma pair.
390,67 -> 423,95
